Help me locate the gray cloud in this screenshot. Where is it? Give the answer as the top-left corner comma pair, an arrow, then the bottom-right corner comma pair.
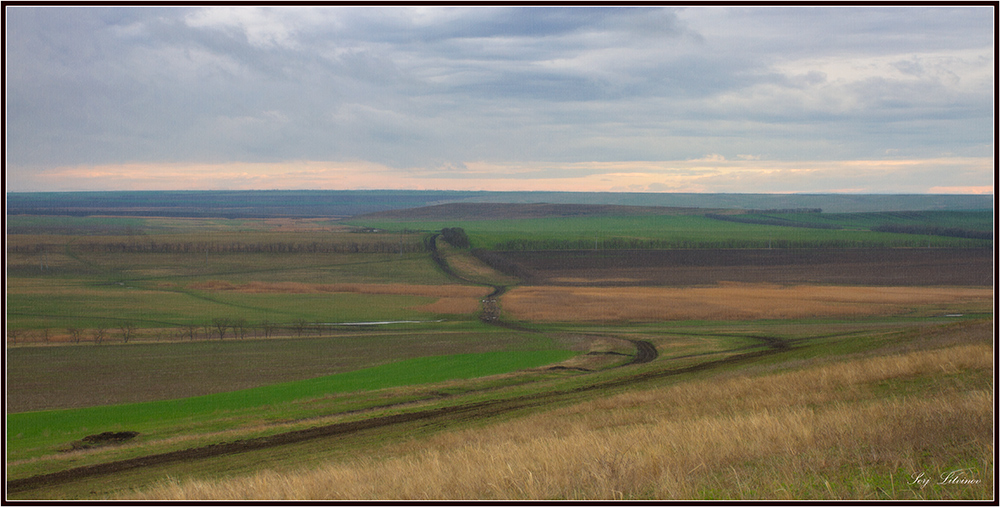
4,5 -> 994,191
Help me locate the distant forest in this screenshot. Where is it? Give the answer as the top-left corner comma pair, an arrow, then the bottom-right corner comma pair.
6,190 -> 994,218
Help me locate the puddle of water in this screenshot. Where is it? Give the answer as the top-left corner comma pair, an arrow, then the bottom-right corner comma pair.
319,320 -> 446,326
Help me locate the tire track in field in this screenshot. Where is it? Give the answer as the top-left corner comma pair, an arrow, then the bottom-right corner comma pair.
625,339 -> 659,364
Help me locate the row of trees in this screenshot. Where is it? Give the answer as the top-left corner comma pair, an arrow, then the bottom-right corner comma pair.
870,224 -> 993,240
184,319 -> 333,340
8,322 -> 136,345
6,243 -> 61,253
487,237 -> 972,251
745,208 -> 823,214
66,322 -> 137,344
7,319 -> 342,345
704,213 -> 842,229
62,240 -> 425,254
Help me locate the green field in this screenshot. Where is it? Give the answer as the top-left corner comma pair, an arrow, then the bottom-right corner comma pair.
745,210 -> 994,231
7,280 -> 439,329
6,226 -> 457,330
351,212 -> 992,250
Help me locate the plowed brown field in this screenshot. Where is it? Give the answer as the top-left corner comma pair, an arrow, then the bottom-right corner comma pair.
503,284 -> 993,322
488,248 -> 993,286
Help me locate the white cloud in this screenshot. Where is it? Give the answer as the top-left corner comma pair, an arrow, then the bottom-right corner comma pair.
691,154 -> 727,162
4,6 -> 995,192
184,7 -> 303,48
14,157 -> 990,194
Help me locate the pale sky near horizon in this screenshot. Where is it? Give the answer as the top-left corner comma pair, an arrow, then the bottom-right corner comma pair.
4,5 -> 995,194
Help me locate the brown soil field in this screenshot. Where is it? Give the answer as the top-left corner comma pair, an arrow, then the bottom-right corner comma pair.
489,248 -> 993,286
502,284 -> 993,322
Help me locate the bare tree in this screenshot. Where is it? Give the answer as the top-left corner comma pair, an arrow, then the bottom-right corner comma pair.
260,319 -> 275,338
93,326 -> 108,345
119,321 -> 136,344
41,328 -> 50,343
8,329 -> 21,345
212,318 -> 230,340
292,319 -> 308,337
232,318 -> 248,339
68,327 -> 83,344
183,323 -> 199,341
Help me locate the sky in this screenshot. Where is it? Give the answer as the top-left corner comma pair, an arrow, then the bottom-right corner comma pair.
4,5 -> 995,194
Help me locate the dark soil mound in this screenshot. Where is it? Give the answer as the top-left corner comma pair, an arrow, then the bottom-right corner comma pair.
63,431 -> 139,452
82,431 -> 140,444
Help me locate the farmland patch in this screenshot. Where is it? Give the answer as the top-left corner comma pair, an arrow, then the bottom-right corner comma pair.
486,248 -> 993,286
186,281 -> 490,299
502,284 -> 993,322
6,349 -> 577,461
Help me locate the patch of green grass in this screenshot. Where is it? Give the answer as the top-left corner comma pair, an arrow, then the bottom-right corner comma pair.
6,283 -> 440,328
6,215 -> 149,235
871,368 -> 993,398
352,215 -> 989,250
6,250 -> 467,329
768,210 -> 993,231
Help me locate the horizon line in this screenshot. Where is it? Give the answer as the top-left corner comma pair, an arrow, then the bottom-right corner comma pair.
5,189 -> 995,196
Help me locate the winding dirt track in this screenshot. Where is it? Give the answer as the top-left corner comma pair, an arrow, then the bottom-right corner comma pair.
626,340 -> 660,365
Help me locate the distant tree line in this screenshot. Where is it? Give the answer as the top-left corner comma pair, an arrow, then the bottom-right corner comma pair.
66,240 -> 425,254
745,208 -> 823,214
486,237 -> 978,251
704,213 -> 842,229
870,224 -> 993,240
6,243 -> 60,253
6,225 -> 147,236
8,319 -> 344,345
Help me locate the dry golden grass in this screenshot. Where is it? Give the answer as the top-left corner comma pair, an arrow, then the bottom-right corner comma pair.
503,284 -> 992,321
127,342 -> 993,501
437,242 -> 522,286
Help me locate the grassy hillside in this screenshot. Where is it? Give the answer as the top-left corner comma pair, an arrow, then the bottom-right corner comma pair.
113,320 -> 991,501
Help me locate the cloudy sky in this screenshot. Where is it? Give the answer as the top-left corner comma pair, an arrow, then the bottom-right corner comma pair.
5,5 -> 994,193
